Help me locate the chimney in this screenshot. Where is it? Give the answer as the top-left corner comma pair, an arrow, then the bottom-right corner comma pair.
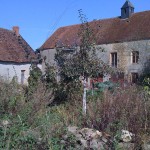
12,26 -> 19,36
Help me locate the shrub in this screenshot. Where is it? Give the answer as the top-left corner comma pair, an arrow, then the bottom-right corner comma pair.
86,85 -> 150,136
28,64 -> 42,93
0,79 -> 53,149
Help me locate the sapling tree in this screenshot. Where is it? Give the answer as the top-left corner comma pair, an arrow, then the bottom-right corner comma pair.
28,64 -> 42,92
55,10 -> 110,115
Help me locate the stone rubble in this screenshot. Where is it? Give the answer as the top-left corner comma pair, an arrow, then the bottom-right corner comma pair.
61,126 -> 150,150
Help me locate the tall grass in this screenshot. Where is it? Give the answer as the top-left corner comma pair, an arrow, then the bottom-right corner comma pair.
0,77 -> 149,149
0,79 -> 53,149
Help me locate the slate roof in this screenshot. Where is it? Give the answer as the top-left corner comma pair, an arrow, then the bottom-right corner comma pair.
121,0 -> 134,9
0,28 -> 35,63
40,10 -> 150,50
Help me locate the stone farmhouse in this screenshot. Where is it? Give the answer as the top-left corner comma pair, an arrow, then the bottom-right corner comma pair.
0,26 -> 36,84
39,0 -> 150,83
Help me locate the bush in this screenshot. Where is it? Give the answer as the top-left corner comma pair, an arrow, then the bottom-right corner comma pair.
0,79 -> 53,149
28,65 -> 42,93
86,85 -> 150,136
0,74 -> 150,149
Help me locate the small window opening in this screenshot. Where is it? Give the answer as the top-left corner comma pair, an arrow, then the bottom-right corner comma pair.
124,9 -> 127,14
131,8 -> 134,13
110,52 -> 117,67
132,51 -> 139,63
21,70 -> 25,84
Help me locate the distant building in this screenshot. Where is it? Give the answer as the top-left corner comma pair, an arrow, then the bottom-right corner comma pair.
39,0 -> 150,83
0,26 -> 36,84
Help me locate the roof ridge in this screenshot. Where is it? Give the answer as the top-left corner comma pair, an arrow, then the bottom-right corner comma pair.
0,27 -> 35,63
55,10 -> 150,30
40,10 -> 150,50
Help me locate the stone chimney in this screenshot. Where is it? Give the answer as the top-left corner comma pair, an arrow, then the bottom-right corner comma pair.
12,26 -> 19,36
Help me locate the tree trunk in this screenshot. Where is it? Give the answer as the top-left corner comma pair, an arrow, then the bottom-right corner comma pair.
82,78 -> 87,116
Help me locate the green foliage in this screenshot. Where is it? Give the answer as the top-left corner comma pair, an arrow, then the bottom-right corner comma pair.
53,10 -> 112,106
28,64 -> 42,92
0,78 -> 53,149
143,77 -> 150,94
56,10 -> 110,84
48,137 -> 64,150
0,79 -> 24,114
1,10 -> 150,150
0,114 -> 38,150
44,64 -> 57,89
0,77 -> 150,149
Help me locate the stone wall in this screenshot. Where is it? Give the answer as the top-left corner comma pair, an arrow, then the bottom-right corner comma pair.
95,39 -> 150,81
40,39 -> 150,82
40,49 -> 57,73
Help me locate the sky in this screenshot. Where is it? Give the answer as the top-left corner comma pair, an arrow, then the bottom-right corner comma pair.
0,0 -> 149,50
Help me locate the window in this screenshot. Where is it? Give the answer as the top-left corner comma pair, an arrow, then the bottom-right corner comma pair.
131,8 -> 134,13
21,70 -> 25,84
131,51 -> 139,63
110,52 -> 117,67
124,9 -> 126,14
131,73 -> 138,83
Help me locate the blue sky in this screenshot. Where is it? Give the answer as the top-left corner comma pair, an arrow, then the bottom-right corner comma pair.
0,0 -> 149,50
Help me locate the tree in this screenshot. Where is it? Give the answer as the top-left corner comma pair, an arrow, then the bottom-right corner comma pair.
55,10 -> 111,115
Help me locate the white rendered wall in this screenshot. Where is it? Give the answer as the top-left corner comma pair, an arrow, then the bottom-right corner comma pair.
0,63 -> 31,84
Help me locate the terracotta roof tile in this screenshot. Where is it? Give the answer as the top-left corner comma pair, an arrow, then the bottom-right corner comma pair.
0,28 -> 35,63
40,10 -> 150,50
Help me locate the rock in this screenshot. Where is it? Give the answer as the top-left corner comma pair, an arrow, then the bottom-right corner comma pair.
118,142 -> 135,150
121,130 -> 134,142
80,139 -> 88,147
143,144 -> 150,150
62,135 -> 68,140
79,128 -> 93,140
91,130 -> 103,139
78,128 -> 102,140
67,126 -> 78,134
64,126 -> 113,149
60,140 -> 66,144
75,133 -> 82,139
102,137 -> 108,143
90,139 -> 105,149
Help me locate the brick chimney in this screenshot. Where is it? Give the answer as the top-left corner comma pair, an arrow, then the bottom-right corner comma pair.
12,26 -> 19,36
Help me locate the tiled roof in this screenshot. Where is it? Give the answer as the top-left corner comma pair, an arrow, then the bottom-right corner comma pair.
40,10 -> 150,50
0,28 -> 35,63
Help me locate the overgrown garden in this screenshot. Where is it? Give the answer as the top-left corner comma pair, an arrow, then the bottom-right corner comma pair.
0,11 -> 150,149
